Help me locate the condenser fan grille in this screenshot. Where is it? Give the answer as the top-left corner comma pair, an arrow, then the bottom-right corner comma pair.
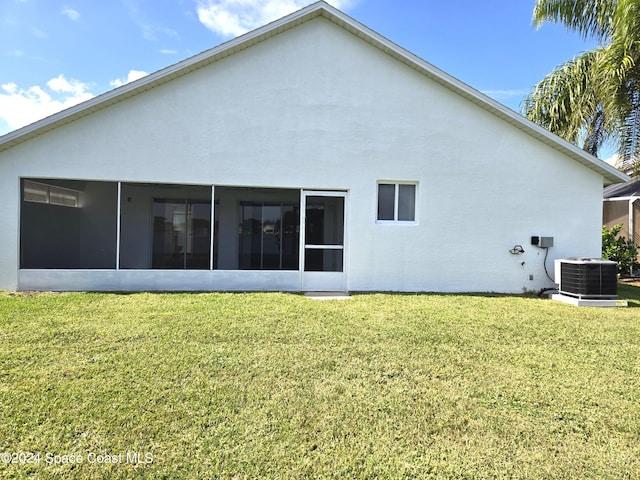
559,259 -> 618,299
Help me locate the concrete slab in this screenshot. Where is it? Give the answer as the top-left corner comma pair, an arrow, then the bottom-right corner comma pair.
551,294 -> 628,307
304,292 -> 351,300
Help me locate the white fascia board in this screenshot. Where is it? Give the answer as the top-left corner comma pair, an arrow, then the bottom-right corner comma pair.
0,3 -> 327,153
604,196 -> 639,202
0,0 -> 630,186
318,4 -> 629,187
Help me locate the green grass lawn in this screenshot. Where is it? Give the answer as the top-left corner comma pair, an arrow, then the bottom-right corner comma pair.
1,286 -> 639,479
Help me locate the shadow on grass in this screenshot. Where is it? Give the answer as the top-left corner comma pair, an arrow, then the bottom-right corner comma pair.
618,282 -> 640,307
357,284 -> 640,306
8,285 -> 640,307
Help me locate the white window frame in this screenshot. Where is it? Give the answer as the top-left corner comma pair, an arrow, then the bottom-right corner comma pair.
376,181 -> 418,224
22,180 -> 80,208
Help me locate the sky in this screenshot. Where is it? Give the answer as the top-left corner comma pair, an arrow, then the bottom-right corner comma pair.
0,0 -> 598,141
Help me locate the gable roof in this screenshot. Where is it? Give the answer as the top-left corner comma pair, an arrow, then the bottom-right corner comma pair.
0,1 -> 629,186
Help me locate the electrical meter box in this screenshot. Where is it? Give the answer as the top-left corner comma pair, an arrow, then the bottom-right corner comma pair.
531,236 -> 554,248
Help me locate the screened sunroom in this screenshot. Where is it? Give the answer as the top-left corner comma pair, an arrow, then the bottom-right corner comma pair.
19,179 -> 346,291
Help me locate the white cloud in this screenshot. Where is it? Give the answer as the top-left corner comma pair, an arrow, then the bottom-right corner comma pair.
47,74 -> 90,96
110,69 -> 149,88
196,0 -> 356,37
2,83 -> 19,95
60,7 -> 80,21
160,49 -> 178,55
0,75 -> 93,134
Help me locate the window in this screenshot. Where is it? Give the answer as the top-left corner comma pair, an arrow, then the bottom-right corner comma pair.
239,202 -> 299,270
377,182 -> 416,222
23,180 -> 80,207
151,199 -> 211,269
213,187 -> 300,270
119,183 -> 212,270
304,196 -> 344,272
20,179 -> 117,269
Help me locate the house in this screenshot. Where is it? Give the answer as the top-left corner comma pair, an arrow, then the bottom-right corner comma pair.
0,1 -> 629,293
603,177 -> 640,265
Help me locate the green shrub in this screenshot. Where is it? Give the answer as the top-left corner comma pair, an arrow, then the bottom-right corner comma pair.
602,224 -> 639,274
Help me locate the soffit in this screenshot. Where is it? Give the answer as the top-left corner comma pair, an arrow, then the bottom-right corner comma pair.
0,1 -> 629,186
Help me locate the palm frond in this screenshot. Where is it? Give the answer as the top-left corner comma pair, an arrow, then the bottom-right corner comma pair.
523,50 -> 608,145
606,0 -> 640,78
528,0 -> 640,163
599,0 -> 640,164
619,85 -> 640,169
583,107 -> 609,155
533,0 -> 617,41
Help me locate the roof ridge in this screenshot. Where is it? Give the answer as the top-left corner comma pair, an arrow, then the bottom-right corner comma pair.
0,1 -> 629,185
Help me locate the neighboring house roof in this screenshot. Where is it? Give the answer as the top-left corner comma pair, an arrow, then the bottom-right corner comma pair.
0,1 -> 629,186
604,177 -> 640,199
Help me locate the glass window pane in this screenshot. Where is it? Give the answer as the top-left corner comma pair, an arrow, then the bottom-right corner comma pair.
152,201 -> 187,269
377,184 -> 395,220
23,181 -> 49,204
120,183 -> 212,269
238,201 -> 300,270
49,186 -> 79,207
398,184 -> 416,221
281,205 -> 299,269
239,204 -> 262,269
213,201 -> 220,269
261,205 -> 282,269
305,196 -> 344,246
304,249 -> 343,272
186,202 -> 211,270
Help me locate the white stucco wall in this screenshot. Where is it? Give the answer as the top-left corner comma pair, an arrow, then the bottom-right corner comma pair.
0,17 -> 605,292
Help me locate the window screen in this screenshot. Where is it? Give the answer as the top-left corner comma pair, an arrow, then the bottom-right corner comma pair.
377,184 -> 396,221
398,184 -> 416,221
377,182 -> 417,222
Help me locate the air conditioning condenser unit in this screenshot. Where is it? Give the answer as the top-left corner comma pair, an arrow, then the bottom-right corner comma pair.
555,258 -> 618,299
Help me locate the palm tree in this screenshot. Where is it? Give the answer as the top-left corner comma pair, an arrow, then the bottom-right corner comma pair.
523,0 -> 640,174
